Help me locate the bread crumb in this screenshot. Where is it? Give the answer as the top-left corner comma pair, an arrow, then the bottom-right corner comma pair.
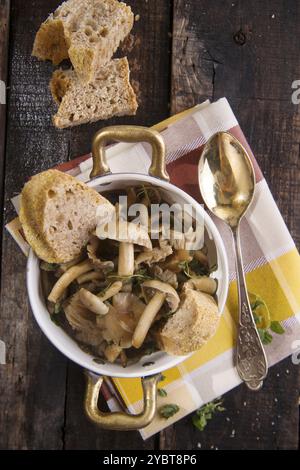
135,14 -> 140,21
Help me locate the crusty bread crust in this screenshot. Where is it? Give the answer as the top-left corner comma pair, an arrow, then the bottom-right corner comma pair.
32,0 -> 134,82
157,290 -> 220,355
50,57 -> 138,128
20,170 -> 114,263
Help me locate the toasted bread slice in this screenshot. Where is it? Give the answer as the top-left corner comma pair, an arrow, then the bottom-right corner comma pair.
157,290 -> 220,355
20,170 -> 114,263
50,57 -> 138,128
32,0 -> 134,82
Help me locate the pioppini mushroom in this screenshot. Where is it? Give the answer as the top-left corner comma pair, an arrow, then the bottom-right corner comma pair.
135,238 -> 173,267
104,343 -> 123,363
97,281 -> 123,302
48,259 -> 93,303
132,280 -> 180,349
87,236 -> 114,274
96,215 -> 152,277
112,292 -> 146,321
64,292 -> 104,346
79,288 -> 109,316
150,265 -> 178,290
182,277 -> 217,295
100,305 -> 134,349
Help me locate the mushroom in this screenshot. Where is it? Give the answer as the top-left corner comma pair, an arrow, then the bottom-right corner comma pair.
132,280 -> 180,349
135,239 -> 173,267
97,281 -> 123,301
182,277 -> 217,295
193,250 -> 209,268
151,265 -> 178,290
112,292 -> 146,321
99,305 -> 134,349
104,344 -> 123,363
64,292 -> 104,346
87,236 -> 114,274
78,288 -> 109,316
96,215 -> 152,277
162,249 -> 192,273
48,259 -> 93,303
77,271 -> 104,285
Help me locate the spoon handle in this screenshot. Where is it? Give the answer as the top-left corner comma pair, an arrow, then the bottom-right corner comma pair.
232,226 -> 268,391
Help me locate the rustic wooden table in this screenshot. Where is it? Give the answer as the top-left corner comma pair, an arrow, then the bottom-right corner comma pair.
0,0 -> 299,451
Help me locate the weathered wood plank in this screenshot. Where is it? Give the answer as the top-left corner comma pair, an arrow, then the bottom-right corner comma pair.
0,0 -> 172,449
0,0 -> 10,246
160,359 -> 300,450
0,0 -> 70,450
168,0 -> 300,450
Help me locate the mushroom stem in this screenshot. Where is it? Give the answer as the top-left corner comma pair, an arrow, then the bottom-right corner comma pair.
97,281 -> 123,302
118,242 -> 134,276
79,289 -> 109,316
184,277 -> 217,295
132,292 -> 166,349
77,271 -> 104,285
48,259 -> 93,303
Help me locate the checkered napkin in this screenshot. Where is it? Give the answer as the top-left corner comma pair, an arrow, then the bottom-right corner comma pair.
6,98 -> 300,440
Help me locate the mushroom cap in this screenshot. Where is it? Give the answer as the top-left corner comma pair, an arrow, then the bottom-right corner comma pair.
135,239 -> 172,267
96,212 -> 152,249
87,235 -> 114,274
142,280 -> 180,312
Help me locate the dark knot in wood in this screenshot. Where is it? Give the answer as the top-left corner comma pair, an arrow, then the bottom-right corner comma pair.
233,29 -> 246,46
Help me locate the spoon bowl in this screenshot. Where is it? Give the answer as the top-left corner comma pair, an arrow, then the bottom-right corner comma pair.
199,132 -> 255,227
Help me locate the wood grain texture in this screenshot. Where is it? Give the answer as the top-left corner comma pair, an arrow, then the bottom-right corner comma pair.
0,0 -> 299,451
0,0 -> 172,450
0,0 -> 10,256
169,0 -> 300,450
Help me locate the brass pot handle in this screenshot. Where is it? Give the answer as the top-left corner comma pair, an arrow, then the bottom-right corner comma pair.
84,371 -> 161,430
90,125 -> 170,182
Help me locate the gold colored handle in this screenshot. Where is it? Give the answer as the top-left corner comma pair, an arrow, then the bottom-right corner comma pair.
90,125 -> 170,181
84,372 -> 161,430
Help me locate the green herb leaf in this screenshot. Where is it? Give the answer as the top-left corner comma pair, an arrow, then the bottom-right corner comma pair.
54,303 -> 62,315
158,388 -> 167,397
253,312 -> 263,325
159,404 -> 180,419
270,321 -> 285,335
189,258 -> 210,276
107,271 -> 153,283
178,260 -> 192,278
251,299 -> 265,312
50,313 -> 60,326
178,259 -> 210,278
258,328 -> 273,344
192,399 -> 225,431
40,262 -> 59,272
50,303 -> 63,326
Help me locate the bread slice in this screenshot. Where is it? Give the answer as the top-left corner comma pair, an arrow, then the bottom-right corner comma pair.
157,290 -> 220,355
50,57 -> 138,128
19,169 -> 115,263
32,0 -> 134,82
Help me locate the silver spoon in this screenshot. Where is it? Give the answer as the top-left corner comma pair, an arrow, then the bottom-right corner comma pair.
198,131 -> 268,391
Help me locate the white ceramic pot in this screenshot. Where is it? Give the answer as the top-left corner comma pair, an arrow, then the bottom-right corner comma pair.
26,126 -> 229,430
